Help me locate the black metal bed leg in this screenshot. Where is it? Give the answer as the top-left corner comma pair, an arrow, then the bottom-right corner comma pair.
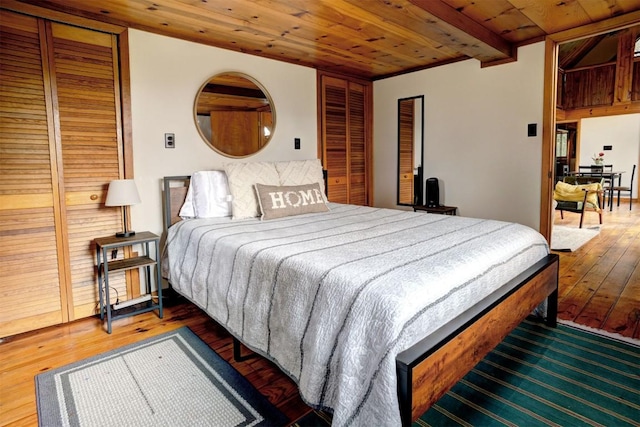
233,337 -> 258,362
546,289 -> 558,328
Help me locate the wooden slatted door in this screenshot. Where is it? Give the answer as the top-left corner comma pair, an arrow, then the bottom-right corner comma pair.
0,11 -> 125,337
47,22 -> 126,320
319,73 -> 371,205
321,76 -> 348,203
348,83 -> 367,205
0,12 -> 65,336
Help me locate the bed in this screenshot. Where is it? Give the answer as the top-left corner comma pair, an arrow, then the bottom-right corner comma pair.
161,161 -> 558,427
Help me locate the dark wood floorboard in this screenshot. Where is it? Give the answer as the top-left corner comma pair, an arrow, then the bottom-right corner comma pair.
1,200 -> 638,426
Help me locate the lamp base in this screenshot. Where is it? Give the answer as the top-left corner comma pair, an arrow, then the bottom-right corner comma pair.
115,230 -> 136,238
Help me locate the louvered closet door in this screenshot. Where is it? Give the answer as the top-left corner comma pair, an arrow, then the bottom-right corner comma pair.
0,12 -> 126,337
398,99 -> 415,204
47,22 -> 126,320
322,76 -> 349,203
348,82 -> 367,205
320,75 -> 370,205
0,11 -> 65,336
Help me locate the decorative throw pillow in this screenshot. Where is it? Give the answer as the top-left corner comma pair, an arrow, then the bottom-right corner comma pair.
274,159 -> 326,197
255,182 -> 329,220
224,162 -> 280,219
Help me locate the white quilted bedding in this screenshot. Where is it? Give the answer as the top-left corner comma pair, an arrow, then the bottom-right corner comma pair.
162,203 -> 549,426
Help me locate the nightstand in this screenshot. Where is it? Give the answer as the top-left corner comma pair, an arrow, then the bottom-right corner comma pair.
413,205 -> 458,215
94,231 -> 163,333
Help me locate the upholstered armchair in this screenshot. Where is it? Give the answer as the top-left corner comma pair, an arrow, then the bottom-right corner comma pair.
554,176 -> 604,228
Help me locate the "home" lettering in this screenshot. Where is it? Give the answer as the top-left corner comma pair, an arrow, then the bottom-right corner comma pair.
268,188 -> 324,209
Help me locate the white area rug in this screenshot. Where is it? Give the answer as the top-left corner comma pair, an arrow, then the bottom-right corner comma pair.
550,225 -> 600,252
35,328 -> 287,427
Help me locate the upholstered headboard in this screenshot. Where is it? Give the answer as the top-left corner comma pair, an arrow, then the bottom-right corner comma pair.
163,175 -> 190,233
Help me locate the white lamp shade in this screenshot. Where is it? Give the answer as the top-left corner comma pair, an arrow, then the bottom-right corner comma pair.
105,179 -> 141,206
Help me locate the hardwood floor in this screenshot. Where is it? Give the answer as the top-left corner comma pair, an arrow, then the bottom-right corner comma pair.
1,202 -> 638,426
0,301 -> 312,427
552,198 -> 640,339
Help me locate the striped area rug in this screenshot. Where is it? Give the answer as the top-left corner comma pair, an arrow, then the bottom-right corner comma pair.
295,319 -> 640,427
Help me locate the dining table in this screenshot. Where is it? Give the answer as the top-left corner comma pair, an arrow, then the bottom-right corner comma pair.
567,169 -> 625,211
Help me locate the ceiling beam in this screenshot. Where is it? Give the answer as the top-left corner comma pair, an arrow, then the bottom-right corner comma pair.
407,0 -> 514,60
558,35 -> 605,69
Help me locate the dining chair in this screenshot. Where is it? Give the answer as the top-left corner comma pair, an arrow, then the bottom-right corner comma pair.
578,165 -> 594,175
600,164 -> 613,207
611,164 -> 636,210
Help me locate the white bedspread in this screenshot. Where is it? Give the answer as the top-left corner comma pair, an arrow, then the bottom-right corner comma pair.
162,203 -> 549,426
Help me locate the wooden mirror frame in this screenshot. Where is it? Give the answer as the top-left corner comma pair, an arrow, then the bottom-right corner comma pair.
397,95 -> 424,206
194,72 -> 276,158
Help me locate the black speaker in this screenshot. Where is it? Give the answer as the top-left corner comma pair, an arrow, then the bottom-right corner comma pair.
425,177 -> 440,207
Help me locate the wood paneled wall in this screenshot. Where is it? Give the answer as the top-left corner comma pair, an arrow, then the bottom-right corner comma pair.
557,28 -> 639,113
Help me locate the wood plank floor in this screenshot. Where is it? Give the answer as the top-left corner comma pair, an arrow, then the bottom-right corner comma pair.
0,301 -> 312,427
1,201 -> 638,426
552,198 -> 640,339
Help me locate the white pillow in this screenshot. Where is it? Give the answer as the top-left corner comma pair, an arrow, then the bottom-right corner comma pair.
179,184 -> 196,219
274,159 -> 326,197
178,171 -> 232,218
224,162 -> 280,219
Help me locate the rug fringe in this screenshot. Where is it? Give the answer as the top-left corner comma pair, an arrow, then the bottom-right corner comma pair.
557,319 -> 640,347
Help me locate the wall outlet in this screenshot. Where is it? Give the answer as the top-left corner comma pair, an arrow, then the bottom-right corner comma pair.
294,137 -> 300,149
165,133 -> 175,148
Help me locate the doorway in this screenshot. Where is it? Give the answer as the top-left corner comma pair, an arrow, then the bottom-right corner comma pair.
554,121 -> 578,183
541,20 -> 639,240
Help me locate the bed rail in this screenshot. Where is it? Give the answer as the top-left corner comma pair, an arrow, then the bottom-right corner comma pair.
396,252 -> 559,426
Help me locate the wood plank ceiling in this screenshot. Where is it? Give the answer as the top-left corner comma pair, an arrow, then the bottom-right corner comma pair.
9,0 -> 640,79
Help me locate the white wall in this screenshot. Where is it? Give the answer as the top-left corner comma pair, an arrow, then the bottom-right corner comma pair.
374,42 -> 545,229
128,29 -> 318,236
579,114 -> 639,199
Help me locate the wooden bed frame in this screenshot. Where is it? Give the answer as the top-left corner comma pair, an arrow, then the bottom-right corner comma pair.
162,175 -> 559,426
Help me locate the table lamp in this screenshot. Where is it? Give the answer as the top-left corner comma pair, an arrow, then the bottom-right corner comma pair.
105,179 -> 141,237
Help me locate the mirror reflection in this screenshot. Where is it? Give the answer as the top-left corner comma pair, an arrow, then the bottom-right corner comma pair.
397,95 -> 424,206
194,72 -> 275,157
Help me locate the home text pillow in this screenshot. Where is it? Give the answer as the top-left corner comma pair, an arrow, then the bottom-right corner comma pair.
255,182 -> 329,220
224,162 -> 280,219
274,159 -> 326,198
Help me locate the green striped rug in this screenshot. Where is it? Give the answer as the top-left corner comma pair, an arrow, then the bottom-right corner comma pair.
295,319 -> 640,427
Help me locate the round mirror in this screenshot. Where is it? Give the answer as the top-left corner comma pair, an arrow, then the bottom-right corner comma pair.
194,72 -> 275,157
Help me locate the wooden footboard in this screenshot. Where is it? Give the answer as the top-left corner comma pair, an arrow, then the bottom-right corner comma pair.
396,253 -> 559,426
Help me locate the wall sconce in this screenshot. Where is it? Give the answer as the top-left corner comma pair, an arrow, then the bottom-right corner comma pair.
105,179 -> 141,238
